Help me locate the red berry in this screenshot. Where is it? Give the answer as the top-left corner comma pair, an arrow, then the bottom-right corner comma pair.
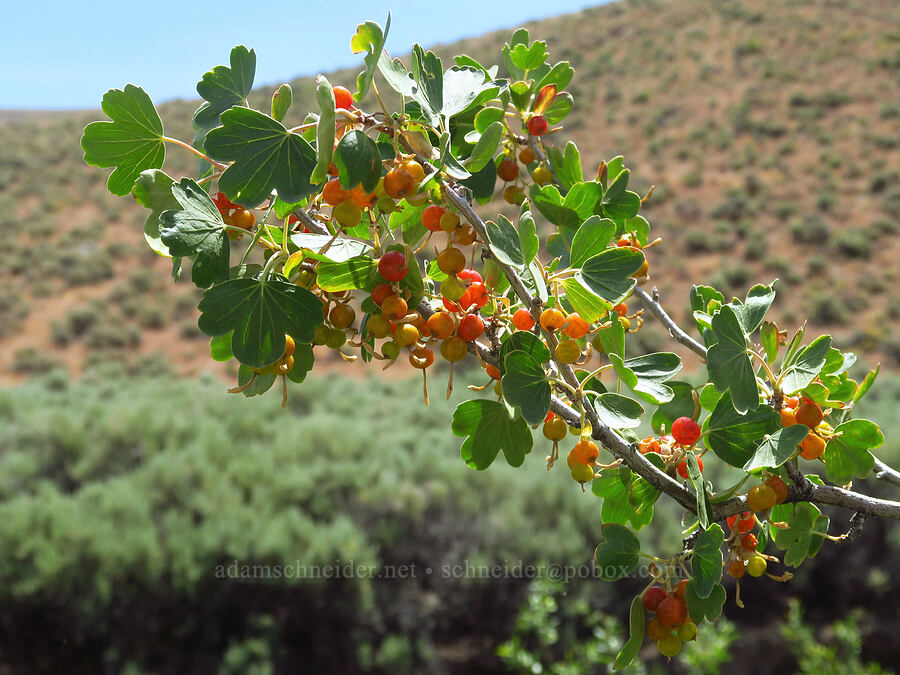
656,596 -> 687,629
371,282 -> 394,306
527,115 -> 548,136
740,533 -> 758,551
727,511 -> 754,531
333,86 -> 354,110
467,283 -> 489,308
458,314 -> 484,342
457,268 -> 483,284
422,205 -> 446,232
614,303 -> 628,317
378,251 -> 408,282
642,586 -> 668,612
671,417 -> 701,446
512,308 -> 535,330
498,158 -> 519,182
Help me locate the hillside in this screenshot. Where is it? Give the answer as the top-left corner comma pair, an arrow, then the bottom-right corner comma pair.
1,0 -> 899,383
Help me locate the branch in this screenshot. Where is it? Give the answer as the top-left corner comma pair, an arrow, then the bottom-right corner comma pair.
441,183 -> 700,515
632,285 -> 707,360
873,457 -> 900,488
391,126 -> 900,524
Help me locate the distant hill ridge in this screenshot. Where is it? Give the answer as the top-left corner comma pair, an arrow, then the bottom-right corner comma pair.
1,0 -> 899,382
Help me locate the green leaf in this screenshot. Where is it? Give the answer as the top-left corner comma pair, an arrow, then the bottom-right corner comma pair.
411,45 -> 443,122
687,453 -> 710,528
548,140 -> 582,192
594,317 -> 625,359
285,343 -> 315,383
562,278 -> 609,323
707,305 -> 759,414
316,256 -> 379,292
577,248 -> 644,305
613,596 -> 645,671
351,15 -> 390,101
691,524 -> 724,598
502,350 -> 551,425
592,467 -> 652,529
442,67 -> 501,119
530,184 -> 579,229
651,381 -> 695,434
823,419 -> 883,484
563,182 -> 602,221
706,394 -> 780,467
193,45 -> 256,130
780,335 -> 832,395
609,353 -> 682,405
159,178 -> 229,288
518,210 -> 539,266
474,107 -> 504,133
378,50 -> 415,98
205,107 -> 317,207
593,523 -> 640,581
699,383 -> 723,412
438,130 -> 470,180
271,84 -> 292,122
486,216 -> 525,268
451,399 -> 533,469
770,502 -> 830,567
465,121 -> 502,172
460,156 -> 497,203
761,321 -> 779,363
236,365 -> 276,396
334,129 -> 382,193
289,232 -> 371,263
197,277 -> 324,368
311,76 -> 336,184
593,393 -> 644,429
684,581 -> 726,623
132,169 -> 178,256
743,426 -> 810,471
543,92 -> 573,124
570,216 -> 616,268
500,330 -> 551,369
389,200 -> 428,246
853,364 -> 880,404
210,333 -> 233,362
732,283 -> 776,335
536,61 -> 574,93
81,85 -> 165,196
509,40 -> 548,71
600,173 -> 641,224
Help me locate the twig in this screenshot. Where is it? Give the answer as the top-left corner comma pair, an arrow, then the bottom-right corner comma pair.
873,457 -> 900,488
632,285 -> 707,360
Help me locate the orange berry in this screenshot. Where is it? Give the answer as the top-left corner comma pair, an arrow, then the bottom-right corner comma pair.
512,308 -> 536,330
728,560 -> 746,578
799,432 -> 826,460
796,401 -> 824,429
539,308 -> 566,332
427,311 -> 455,340
381,294 -> 408,321
322,177 -> 350,206
563,313 -> 590,339
384,168 -> 415,199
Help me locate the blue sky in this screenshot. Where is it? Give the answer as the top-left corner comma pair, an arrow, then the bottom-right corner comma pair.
3,0 -> 605,110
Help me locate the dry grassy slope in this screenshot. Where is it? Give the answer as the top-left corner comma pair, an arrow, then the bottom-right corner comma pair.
1,0 -> 898,384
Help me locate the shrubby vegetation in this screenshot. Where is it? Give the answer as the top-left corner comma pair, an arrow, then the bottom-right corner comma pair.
0,368 -> 896,672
